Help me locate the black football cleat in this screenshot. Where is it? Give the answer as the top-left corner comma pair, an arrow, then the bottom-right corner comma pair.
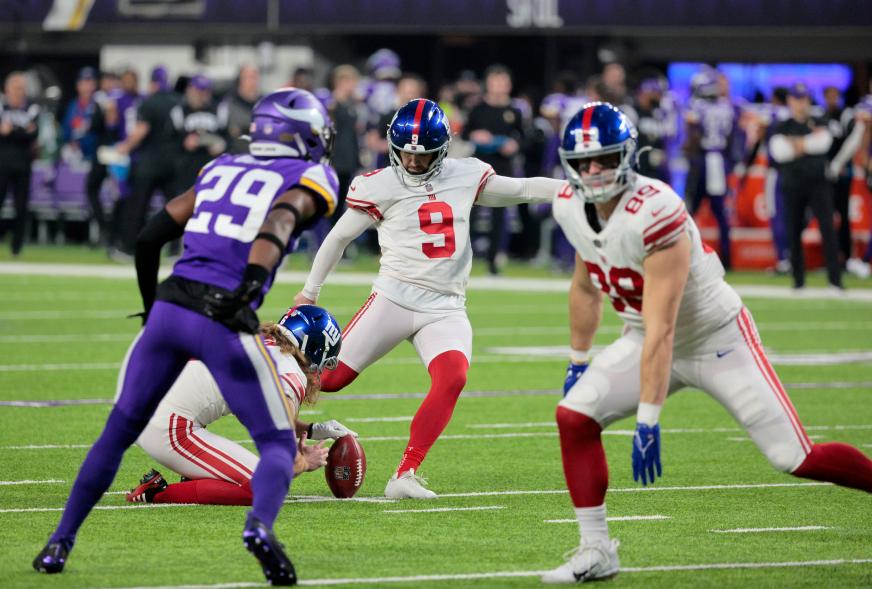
126,469 -> 168,503
242,514 -> 297,586
33,539 -> 72,574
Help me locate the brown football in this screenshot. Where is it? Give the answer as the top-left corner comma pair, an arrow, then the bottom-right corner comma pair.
325,435 -> 366,498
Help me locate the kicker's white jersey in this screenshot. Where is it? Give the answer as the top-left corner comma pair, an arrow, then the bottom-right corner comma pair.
148,340 -> 308,428
345,158 -> 495,309
552,174 -> 742,349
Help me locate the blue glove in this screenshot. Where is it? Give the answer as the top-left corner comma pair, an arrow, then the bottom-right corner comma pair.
563,362 -> 588,396
632,423 -> 662,485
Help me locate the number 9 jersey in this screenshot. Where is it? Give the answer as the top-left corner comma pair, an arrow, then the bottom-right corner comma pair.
552,173 -> 742,350
345,157 -> 495,311
172,153 -> 339,304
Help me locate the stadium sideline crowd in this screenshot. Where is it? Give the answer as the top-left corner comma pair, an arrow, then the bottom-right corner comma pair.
2,49 -> 872,285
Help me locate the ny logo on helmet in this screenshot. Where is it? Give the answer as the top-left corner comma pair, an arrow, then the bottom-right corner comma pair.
571,126 -> 599,147
323,322 -> 341,347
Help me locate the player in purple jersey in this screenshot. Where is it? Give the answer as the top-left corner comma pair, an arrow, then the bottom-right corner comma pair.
33,88 -> 339,586
683,69 -> 740,269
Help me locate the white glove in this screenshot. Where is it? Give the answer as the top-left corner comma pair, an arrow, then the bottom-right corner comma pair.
310,419 -> 358,440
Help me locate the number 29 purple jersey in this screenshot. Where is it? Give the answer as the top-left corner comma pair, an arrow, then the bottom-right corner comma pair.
172,152 -> 339,305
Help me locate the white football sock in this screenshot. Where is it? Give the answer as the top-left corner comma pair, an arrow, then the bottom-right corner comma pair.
575,504 -> 609,545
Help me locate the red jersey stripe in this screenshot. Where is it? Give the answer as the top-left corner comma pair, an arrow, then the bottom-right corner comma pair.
643,211 -> 687,246
473,167 -> 496,202
167,414 -> 236,484
642,205 -> 685,236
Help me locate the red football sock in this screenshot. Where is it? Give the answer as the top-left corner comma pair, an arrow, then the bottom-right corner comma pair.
153,479 -> 253,505
556,406 -> 609,507
792,442 -> 872,493
319,361 -> 359,393
396,351 -> 468,475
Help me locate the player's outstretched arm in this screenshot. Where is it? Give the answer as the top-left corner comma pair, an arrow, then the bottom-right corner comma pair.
633,232 -> 691,485
296,208 -> 375,304
133,188 -> 196,321
564,254 -> 603,395
476,174 -> 565,207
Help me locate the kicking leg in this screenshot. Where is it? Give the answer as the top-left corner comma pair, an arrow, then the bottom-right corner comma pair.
396,350 -> 468,476
384,312 -> 471,499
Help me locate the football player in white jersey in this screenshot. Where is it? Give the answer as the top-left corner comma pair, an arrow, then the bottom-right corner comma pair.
541,103 -> 872,584
125,306 -> 358,505
294,98 -> 564,499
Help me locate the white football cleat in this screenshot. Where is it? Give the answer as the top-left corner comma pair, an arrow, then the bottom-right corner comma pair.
541,539 -> 620,584
384,468 -> 437,499
846,258 -> 871,279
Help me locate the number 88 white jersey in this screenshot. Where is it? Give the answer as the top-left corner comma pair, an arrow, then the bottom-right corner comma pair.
346,158 -> 494,309
552,174 -> 742,350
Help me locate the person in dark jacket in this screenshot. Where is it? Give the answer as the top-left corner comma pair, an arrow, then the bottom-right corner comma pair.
768,83 -> 843,290
0,71 -> 40,256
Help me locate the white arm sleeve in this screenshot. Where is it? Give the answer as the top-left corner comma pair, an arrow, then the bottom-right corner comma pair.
830,121 -> 865,172
301,209 -> 375,301
803,129 -> 833,155
477,175 -> 564,207
768,134 -> 796,163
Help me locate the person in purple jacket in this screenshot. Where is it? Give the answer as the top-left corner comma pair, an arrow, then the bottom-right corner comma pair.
683,68 -> 740,270
33,88 -> 339,586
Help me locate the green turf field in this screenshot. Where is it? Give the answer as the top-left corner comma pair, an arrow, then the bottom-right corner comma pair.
1,257 -> 871,588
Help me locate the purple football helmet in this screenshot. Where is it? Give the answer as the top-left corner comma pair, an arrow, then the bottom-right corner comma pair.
366,48 -> 401,80
248,88 -> 335,163
691,67 -> 719,100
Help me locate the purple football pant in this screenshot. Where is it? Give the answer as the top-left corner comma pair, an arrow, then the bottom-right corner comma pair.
49,301 -> 296,545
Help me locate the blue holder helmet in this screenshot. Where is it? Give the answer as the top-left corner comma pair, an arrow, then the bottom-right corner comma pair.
387,98 -> 451,186
558,102 -> 638,203
276,305 -> 341,373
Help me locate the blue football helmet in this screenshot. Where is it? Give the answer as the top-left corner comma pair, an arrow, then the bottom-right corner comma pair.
559,102 -> 638,203
276,305 -> 341,373
387,98 -> 451,186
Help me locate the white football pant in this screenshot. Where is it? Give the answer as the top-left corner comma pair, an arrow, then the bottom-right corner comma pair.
559,307 -> 812,472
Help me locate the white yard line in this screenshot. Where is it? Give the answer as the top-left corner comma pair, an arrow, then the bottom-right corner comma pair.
1,380 -> 868,404
2,320 -> 870,344
5,262 -> 872,301
0,333 -> 135,343
286,496 -> 397,504
384,505 -> 506,514
6,349 -> 872,371
0,444 -> 91,449
545,515 -> 671,523
0,479 -> 64,485
3,423 -> 869,450
344,416 -> 415,423
0,504 -> 197,513
710,526 -> 831,534
102,558 -> 872,588
437,482 -> 831,499
485,346 -> 872,366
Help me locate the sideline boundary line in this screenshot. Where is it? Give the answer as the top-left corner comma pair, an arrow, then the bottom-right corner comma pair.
104,558 -> 872,588
3,262 -> 872,300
